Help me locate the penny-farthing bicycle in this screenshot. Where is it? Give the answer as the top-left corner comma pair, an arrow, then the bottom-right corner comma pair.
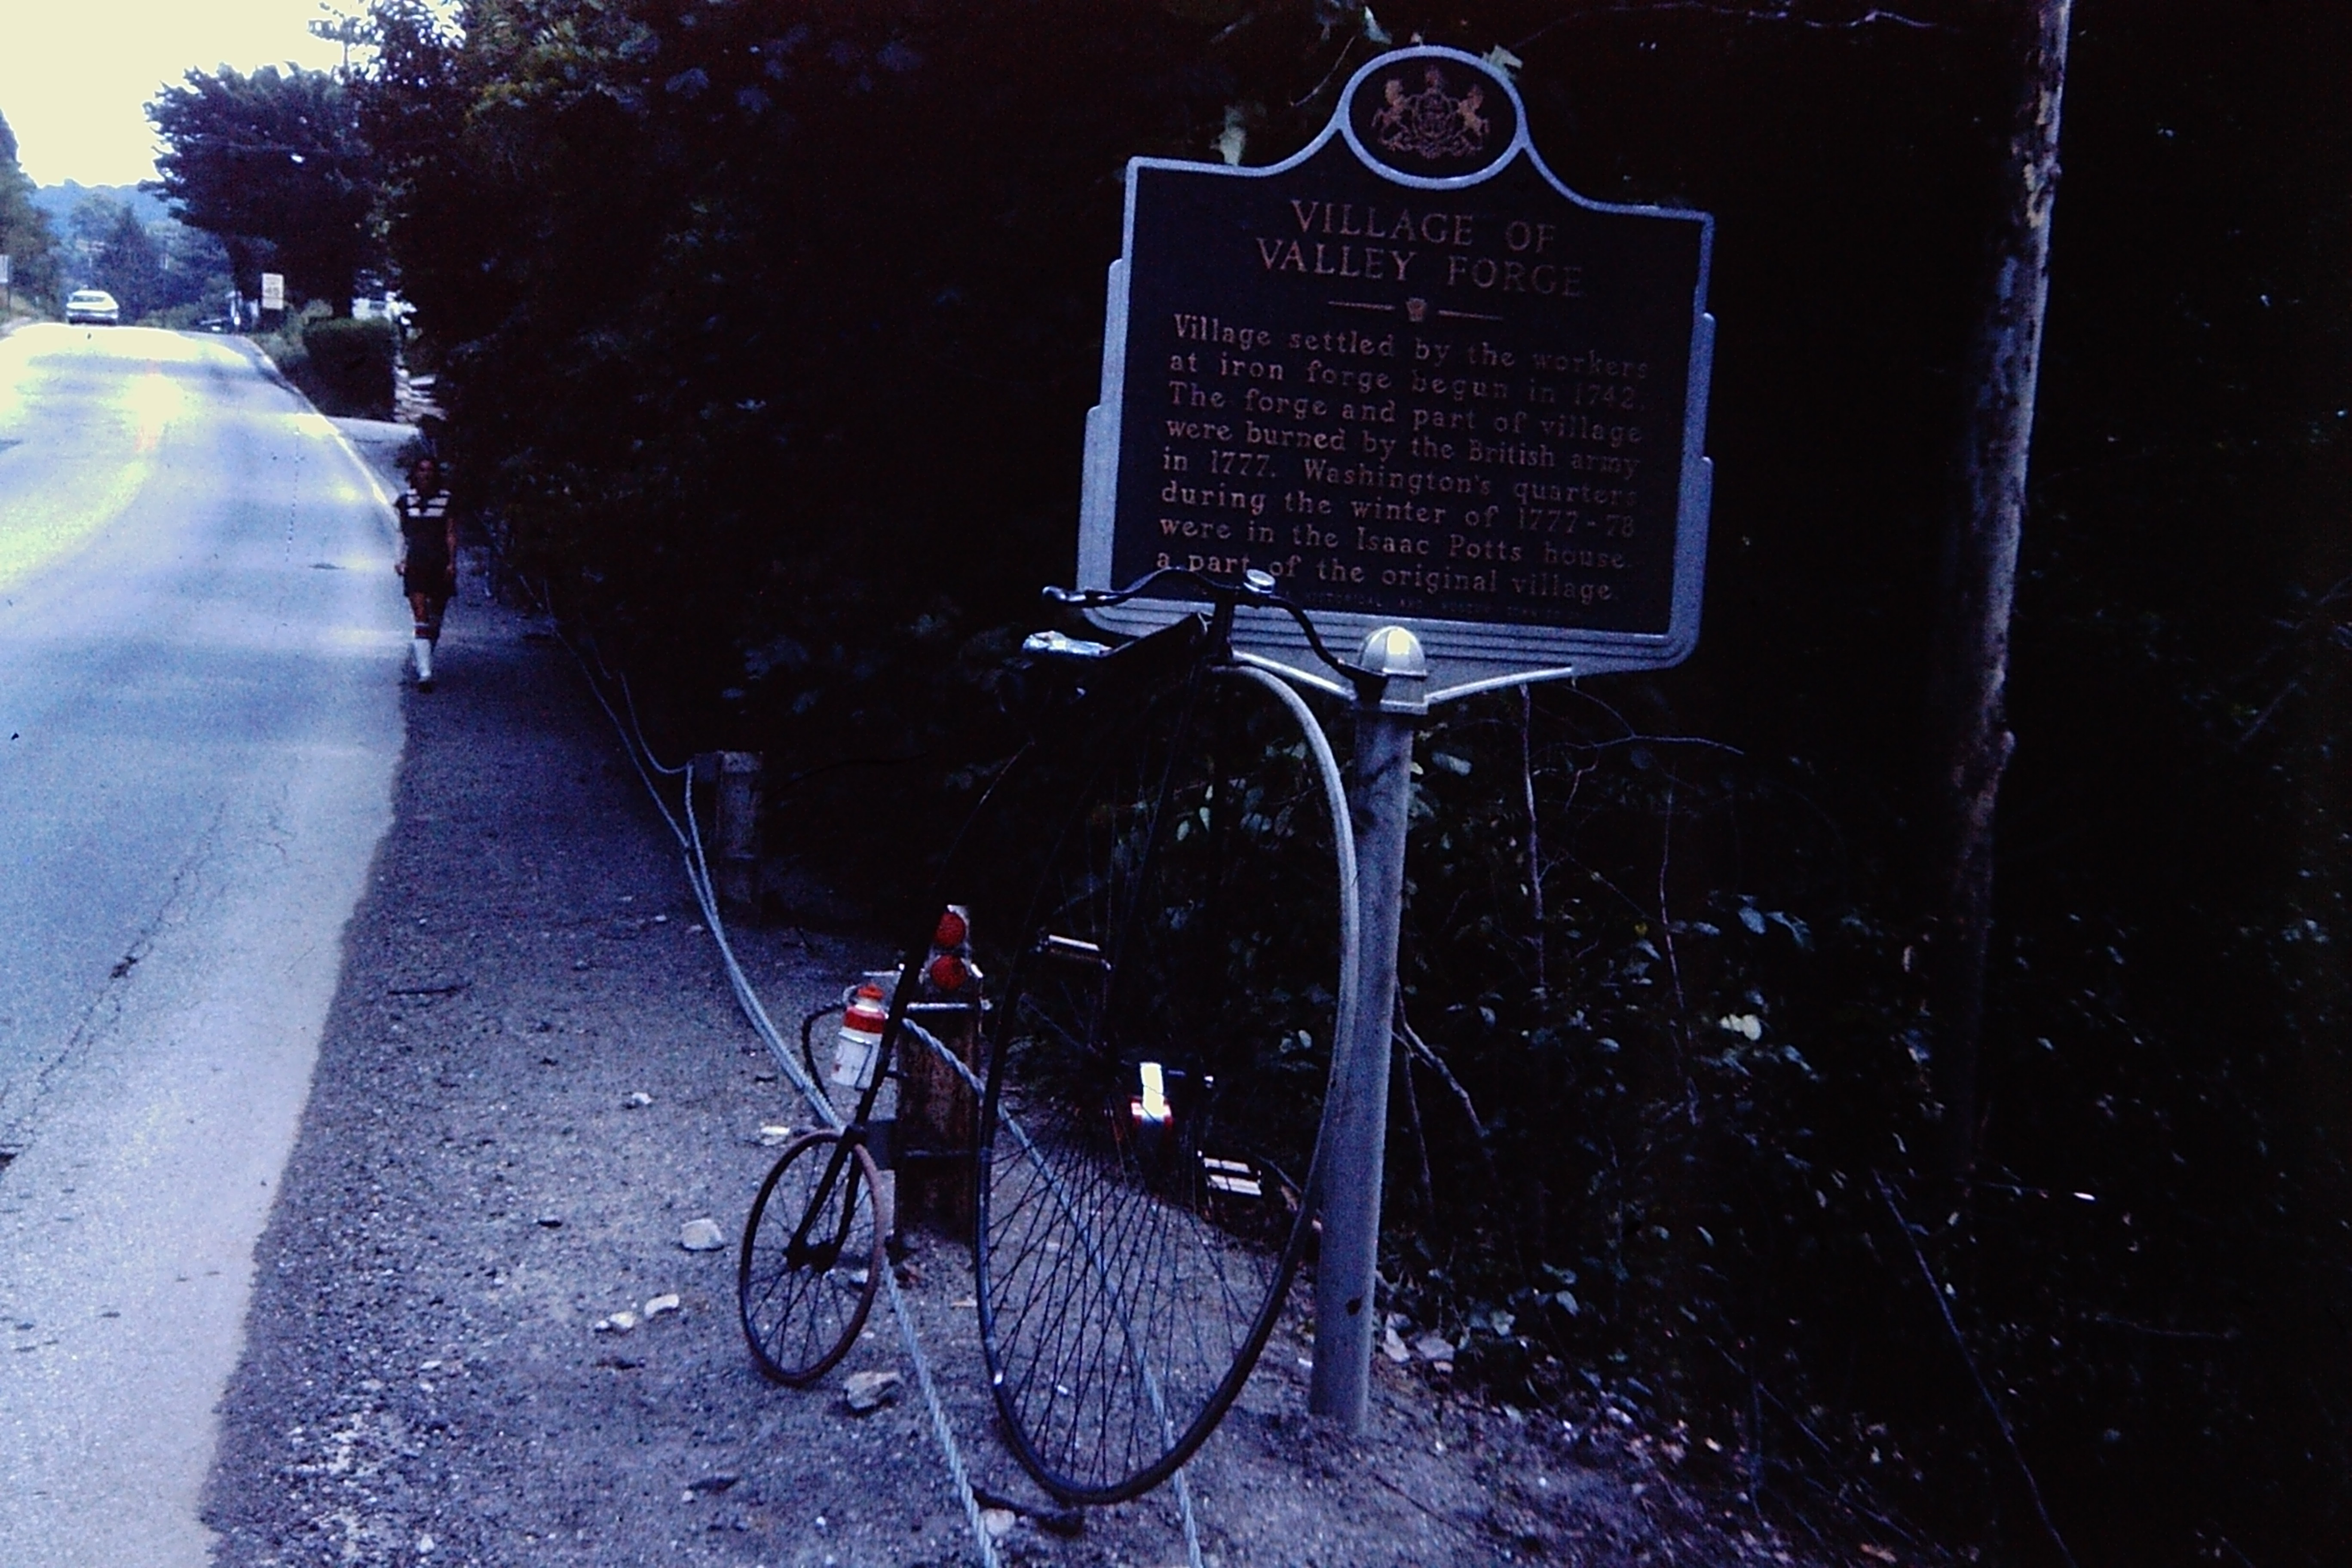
740,568 -> 1366,1504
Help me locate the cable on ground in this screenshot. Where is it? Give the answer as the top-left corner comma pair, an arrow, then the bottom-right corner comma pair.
534,588 -> 1002,1568
544,587 -> 1204,1568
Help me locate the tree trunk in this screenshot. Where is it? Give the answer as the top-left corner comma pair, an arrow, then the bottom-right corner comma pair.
1926,0 -> 2073,1178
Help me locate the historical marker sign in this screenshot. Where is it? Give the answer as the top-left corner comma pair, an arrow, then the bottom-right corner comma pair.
1078,46 -> 1716,699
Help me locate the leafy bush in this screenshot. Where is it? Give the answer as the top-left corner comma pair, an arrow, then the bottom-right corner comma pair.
300,315 -> 397,418
251,315 -> 310,380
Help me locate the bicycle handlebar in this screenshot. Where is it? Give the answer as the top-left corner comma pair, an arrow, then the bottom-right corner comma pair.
1042,568 -> 1377,693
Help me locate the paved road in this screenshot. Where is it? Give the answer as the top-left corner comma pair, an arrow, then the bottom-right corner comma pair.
0,324 -> 409,1562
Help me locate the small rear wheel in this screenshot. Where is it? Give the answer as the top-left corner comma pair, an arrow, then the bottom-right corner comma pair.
738,1130 -> 885,1384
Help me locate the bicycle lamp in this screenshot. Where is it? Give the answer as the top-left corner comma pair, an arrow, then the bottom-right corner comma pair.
830,980 -> 889,1089
1132,1060 -> 1173,1125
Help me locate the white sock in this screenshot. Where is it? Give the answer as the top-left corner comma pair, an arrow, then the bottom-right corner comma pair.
414,637 -> 433,680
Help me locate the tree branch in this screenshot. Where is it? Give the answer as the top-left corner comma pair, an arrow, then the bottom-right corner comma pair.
1874,1173 -> 2079,1568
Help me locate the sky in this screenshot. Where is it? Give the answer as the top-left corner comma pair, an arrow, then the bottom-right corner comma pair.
0,2 -> 352,188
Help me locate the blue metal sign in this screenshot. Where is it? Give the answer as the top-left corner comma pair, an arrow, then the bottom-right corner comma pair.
1078,46 -> 1717,701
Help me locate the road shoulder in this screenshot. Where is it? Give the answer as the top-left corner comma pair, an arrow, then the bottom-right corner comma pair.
202,567 -> 1727,1567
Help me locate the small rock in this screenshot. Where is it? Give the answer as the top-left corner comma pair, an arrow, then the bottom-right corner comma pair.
594,1311 -> 638,1334
1035,1503 -> 1086,1537
971,1487 -> 1086,1538
842,1369 -> 904,1414
981,1508 -> 1018,1539
625,1091 -> 653,1108
679,1218 -> 727,1252
1381,1326 -> 1410,1364
1412,1332 -> 1455,1363
643,1293 -> 681,1319
756,1125 -> 796,1148
685,1473 -> 740,1495
536,1213 -> 564,1228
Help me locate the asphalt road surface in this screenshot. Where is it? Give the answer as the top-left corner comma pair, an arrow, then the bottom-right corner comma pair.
0,324 -> 409,1562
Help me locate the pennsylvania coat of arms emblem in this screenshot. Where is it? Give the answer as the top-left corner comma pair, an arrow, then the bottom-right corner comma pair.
1369,64 -> 1490,163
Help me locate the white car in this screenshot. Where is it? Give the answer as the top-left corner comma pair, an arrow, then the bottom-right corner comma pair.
65,289 -> 120,325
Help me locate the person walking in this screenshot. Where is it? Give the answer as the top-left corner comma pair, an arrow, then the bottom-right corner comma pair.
395,456 -> 458,690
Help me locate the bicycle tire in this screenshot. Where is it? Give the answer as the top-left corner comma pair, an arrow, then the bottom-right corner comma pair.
738,1129 -> 885,1385
975,659 -> 1357,1503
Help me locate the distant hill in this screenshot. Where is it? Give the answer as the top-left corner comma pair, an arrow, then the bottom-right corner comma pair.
31,181 -> 172,227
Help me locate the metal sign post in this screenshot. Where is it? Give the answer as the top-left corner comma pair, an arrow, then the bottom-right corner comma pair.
1073,45 -> 1719,1436
1310,627 -> 1427,1425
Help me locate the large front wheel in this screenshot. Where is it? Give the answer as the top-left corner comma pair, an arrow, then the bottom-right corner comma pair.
975,662 -> 1357,1504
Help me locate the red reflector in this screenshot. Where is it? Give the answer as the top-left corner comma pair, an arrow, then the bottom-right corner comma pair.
934,908 -> 969,948
927,953 -> 969,991
841,981 -> 889,1028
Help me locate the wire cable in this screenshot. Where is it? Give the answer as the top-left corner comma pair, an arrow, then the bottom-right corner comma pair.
535,589 -> 1001,1568
546,586 -> 1202,1568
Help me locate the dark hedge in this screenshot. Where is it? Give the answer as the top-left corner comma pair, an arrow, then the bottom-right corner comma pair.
301,315 -> 398,418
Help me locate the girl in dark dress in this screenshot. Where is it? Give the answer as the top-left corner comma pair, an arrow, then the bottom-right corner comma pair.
395,457 -> 457,689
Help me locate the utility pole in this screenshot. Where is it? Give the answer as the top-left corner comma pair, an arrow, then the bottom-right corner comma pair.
1925,0 -> 2075,1177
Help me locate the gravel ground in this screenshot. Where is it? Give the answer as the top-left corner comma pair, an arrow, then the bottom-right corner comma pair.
201,554 -> 1832,1568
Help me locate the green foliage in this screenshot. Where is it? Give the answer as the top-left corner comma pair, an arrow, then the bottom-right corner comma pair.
156,223 -> 235,319
79,201 -> 166,320
301,315 -> 397,416
147,63 -> 377,309
0,109 -> 62,315
251,308 -> 318,380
